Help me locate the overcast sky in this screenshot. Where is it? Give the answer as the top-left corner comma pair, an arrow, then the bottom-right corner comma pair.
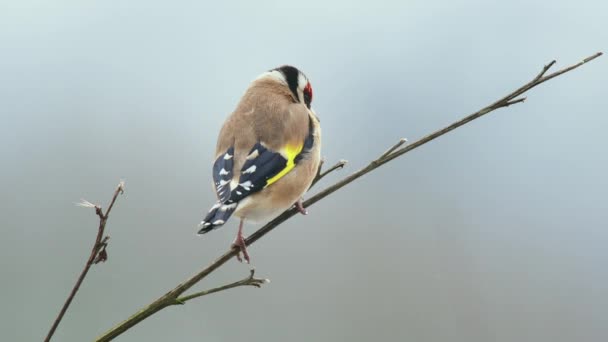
1,1 -> 607,341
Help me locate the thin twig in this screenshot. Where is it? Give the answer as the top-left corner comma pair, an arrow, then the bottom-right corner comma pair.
311,159 -> 348,187
174,269 -> 269,305
534,60 -> 557,81
44,181 -> 125,342
95,53 -> 602,342
504,97 -> 527,107
380,138 -> 408,159
315,158 -> 325,178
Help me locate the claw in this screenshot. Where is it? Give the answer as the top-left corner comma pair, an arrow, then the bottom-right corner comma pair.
295,199 -> 308,215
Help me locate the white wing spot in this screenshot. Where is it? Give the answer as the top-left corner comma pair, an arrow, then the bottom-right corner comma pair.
221,203 -> 237,210
223,153 -> 233,160
212,219 -> 225,225
236,191 -> 242,195
243,165 -> 257,174
219,168 -> 229,175
240,181 -> 253,191
219,179 -> 229,186
246,149 -> 259,160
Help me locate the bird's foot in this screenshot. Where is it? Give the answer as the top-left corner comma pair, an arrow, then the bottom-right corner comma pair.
232,233 -> 250,264
295,199 -> 308,215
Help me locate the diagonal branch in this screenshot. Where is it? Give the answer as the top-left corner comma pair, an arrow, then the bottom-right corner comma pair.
44,181 -> 125,342
95,52 -> 602,341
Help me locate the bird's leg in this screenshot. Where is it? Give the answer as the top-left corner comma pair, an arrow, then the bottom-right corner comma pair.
232,219 -> 250,263
295,199 -> 308,215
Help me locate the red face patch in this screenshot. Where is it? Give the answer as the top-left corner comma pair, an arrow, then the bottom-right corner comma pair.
303,82 -> 313,107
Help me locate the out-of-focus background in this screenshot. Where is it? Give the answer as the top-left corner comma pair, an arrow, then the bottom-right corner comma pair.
2,1 -> 607,341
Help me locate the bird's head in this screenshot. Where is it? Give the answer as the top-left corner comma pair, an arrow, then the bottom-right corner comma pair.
256,65 -> 313,109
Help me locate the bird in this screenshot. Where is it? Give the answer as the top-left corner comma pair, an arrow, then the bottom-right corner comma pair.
197,65 -> 322,263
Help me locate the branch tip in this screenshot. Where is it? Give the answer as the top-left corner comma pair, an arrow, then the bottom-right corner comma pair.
535,59 -> 557,80
247,268 -> 269,286
311,159 -> 348,187
504,97 -> 527,107
380,138 -> 409,159
583,52 -> 603,63
118,180 -> 126,194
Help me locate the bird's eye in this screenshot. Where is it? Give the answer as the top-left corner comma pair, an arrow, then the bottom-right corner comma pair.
303,83 -> 313,108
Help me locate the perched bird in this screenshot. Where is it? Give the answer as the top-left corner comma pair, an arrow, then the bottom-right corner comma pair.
198,66 -> 322,263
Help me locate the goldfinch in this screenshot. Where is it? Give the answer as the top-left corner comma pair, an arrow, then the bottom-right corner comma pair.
198,66 -> 322,263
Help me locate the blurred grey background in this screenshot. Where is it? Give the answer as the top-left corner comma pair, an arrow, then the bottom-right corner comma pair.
1,0 -> 607,341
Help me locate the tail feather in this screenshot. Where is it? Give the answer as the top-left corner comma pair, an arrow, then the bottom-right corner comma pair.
198,202 -> 237,234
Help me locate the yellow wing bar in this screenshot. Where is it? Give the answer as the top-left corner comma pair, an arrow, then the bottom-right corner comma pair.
265,143 -> 304,187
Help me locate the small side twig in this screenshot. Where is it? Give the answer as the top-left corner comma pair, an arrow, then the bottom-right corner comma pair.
379,138 -> 408,159
174,269 -> 269,305
44,181 -> 125,342
504,97 -> 527,107
311,159 -> 348,187
534,60 -> 557,81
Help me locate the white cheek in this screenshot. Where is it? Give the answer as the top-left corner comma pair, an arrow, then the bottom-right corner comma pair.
297,73 -> 309,103
298,73 -> 307,91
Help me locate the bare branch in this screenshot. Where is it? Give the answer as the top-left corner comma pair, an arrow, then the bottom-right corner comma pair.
311,159 -> 348,188
534,60 -> 557,81
537,52 -> 602,85
504,97 -> 527,107
104,180 -> 125,218
95,53 -> 602,342
93,236 -> 111,264
174,269 -> 269,305
379,138 -> 408,159
44,181 -> 125,342
315,158 -> 325,177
